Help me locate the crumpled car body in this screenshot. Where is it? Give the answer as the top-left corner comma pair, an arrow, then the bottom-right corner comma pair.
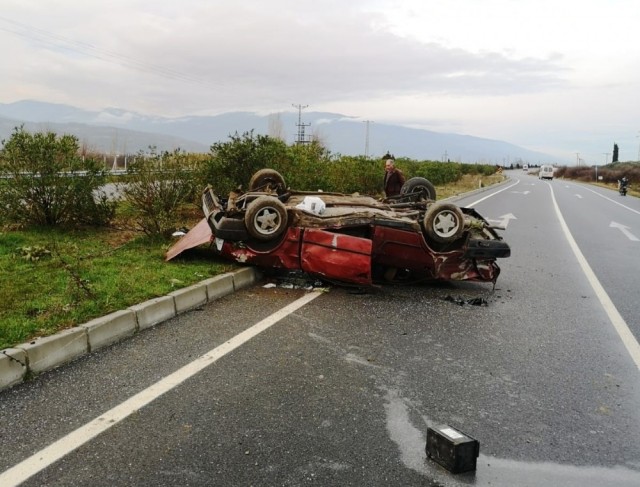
166,169 -> 510,286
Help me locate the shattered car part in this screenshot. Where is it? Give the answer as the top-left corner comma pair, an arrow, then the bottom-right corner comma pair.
166,169 -> 510,286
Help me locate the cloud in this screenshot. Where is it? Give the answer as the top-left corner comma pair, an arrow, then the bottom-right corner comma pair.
0,2 -> 567,114
1,0 -> 639,162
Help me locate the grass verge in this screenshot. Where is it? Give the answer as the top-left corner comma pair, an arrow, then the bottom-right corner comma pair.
0,225 -> 233,350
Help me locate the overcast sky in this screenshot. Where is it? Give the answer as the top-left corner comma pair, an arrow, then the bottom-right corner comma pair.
1,0 -> 639,163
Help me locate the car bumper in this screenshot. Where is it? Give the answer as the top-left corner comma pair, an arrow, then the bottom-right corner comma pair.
464,239 -> 511,259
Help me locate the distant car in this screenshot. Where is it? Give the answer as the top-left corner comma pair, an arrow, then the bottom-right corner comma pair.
166,169 -> 510,286
523,164 -> 529,172
538,165 -> 554,180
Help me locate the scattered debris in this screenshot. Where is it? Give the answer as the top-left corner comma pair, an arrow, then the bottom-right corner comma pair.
263,271 -> 327,291
444,295 -> 488,306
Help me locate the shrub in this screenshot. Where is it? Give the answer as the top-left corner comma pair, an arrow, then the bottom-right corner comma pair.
0,127 -> 115,226
122,148 -> 199,236
557,162 -> 640,186
278,142 -> 333,191
199,131 -> 290,195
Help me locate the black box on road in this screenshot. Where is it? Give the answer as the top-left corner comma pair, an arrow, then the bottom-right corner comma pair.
426,425 -> 479,473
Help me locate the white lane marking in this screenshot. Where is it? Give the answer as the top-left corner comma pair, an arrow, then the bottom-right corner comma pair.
466,178 -> 520,207
566,182 -> 640,216
610,222 -> 640,241
486,213 -> 517,229
549,185 -> 640,371
0,291 -> 323,487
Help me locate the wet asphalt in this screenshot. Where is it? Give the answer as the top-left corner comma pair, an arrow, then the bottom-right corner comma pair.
1,173 -> 640,486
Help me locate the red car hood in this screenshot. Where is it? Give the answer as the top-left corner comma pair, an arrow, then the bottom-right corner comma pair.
165,218 -> 213,261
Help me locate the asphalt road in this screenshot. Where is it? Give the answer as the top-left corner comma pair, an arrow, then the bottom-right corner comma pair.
1,172 -> 640,486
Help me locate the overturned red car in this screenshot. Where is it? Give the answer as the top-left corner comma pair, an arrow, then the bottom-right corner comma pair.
166,169 -> 510,286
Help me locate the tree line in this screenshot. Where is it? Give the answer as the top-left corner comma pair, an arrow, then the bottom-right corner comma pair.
1,127 -> 499,236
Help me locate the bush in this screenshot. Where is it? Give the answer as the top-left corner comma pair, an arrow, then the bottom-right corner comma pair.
0,127 -> 115,226
324,156 -> 381,194
123,148 -> 199,236
277,142 -> 334,191
556,162 -> 640,186
199,131 -> 290,195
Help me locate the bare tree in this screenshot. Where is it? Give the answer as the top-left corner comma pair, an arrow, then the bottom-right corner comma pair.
268,113 -> 286,141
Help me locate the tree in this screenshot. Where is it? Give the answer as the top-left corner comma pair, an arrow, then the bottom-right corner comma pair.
200,131 -> 289,195
612,143 -> 619,163
0,127 -> 115,226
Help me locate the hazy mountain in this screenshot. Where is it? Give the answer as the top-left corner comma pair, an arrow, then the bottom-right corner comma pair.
0,100 -> 555,164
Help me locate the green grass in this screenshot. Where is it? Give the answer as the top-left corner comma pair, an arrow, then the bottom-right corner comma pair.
0,226 -> 233,350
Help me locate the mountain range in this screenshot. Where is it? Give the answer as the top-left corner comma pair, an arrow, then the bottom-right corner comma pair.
0,100 -> 555,164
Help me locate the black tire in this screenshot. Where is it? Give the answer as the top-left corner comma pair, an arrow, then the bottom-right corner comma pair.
423,202 -> 465,243
244,196 -> 288,241
400,177 -> 437,201
248,169 -> 286,195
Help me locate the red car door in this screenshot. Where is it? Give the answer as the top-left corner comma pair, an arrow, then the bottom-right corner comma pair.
300,228 -> 372,286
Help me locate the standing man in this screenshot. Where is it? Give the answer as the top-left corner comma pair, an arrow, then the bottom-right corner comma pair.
383,158 -> 405,197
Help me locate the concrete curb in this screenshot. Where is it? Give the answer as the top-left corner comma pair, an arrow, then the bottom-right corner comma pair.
0,267 -> 261,393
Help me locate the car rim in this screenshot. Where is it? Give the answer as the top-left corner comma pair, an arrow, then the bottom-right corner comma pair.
433,210 -> 460,238
254,207 -> 281,235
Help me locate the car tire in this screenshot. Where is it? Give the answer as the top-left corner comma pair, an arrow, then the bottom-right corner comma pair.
424,202 -> 465,243
400,177 -> 437,201
248,169 -> 287,194
244,196 -> 288,241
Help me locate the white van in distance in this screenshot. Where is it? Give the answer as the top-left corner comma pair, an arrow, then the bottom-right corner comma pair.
539,165 -> 554,180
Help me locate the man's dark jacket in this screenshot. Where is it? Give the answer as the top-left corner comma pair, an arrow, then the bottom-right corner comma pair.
384,169 -> 405,197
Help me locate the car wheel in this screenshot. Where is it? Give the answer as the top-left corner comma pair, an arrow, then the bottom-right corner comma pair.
424,202 -> 465,243
248,169 -> 287,194
400,177 -> 437,201
244,196 -> 288,241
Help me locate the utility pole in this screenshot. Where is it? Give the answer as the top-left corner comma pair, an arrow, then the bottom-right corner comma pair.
575,152 -> 580,166
599,153 -> 610,181
363,120 -> 373,158
292,104 -> 310,145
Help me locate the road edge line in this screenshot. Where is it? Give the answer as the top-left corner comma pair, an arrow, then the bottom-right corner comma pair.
0,290 -> 322,487
549,184 -> 640,371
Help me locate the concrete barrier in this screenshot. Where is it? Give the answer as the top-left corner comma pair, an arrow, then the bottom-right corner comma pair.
0,348 -> 27,390
203,273 -> 235,301
129,295 -> 176,330
82,309 -> 137,352
0,267 -> 262,392
169,282 -> 208,314
17,328 -> 88,375
233,267 -> 261,290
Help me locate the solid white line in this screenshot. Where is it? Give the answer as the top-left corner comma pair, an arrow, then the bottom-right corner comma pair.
0,291 -> 323,487
466,178 -> 521,207
549,185 -> 640,371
